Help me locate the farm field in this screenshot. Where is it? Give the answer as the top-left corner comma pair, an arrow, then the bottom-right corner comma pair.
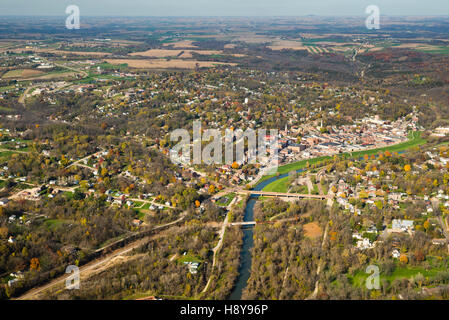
2,69 -> 44,79
163,40 -> 199,48
105,59 -> 236,69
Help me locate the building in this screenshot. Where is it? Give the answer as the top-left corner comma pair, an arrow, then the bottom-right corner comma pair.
392,249 -> 401,259
392,219 -> 414,233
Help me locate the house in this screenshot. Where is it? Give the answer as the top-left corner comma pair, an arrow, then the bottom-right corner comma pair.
352,232 -> 363,240
392,219 -> 414,233
356,238 -> 374,250
392,249 -> 401,259
432,239 -> 447,245
132,219 -> 143,226
287,143 -> 306,153
113,198 -> 122,205
8,271 -> 24,286
8,278 -> 19,287
184,262 -> 199,274
388,193 -> 402,201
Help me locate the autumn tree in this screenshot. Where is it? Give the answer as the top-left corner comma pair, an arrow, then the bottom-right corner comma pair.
30,257 -> 40,271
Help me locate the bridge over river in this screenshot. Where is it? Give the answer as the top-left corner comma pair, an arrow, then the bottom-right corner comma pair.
237,190 -> 329,200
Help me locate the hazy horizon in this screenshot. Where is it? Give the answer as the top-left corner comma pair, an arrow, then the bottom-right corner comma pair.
0,0 -> 448,17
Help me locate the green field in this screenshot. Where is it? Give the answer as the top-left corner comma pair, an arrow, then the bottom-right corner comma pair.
348,265 -> 444,288
415,46 -> 449,55
44,219 -> 69,230
216,192 -> 236,207
177,253 -> 202,264
263,177 -> 290,192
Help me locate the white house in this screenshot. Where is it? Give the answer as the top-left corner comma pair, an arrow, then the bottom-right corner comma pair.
392,249 -> 401,259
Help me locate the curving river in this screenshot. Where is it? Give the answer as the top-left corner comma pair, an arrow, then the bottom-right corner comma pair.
228,169 -> 304,300
227,141 -> 412,299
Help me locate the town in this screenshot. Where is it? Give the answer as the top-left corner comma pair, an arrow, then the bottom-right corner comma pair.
0,14 -> 449,302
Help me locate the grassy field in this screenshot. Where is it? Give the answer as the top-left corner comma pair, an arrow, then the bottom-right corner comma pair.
44,219 -> 69,230
348,264 -> 444,288
216,192 -> 236,207
0,151 -> 16,159
415,46 -> 449,55
263,177 -> 290,192
177,253 -> 202,264
2,69 -> 44,79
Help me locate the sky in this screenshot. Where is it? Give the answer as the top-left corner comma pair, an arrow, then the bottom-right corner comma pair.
0,0 -> 448,16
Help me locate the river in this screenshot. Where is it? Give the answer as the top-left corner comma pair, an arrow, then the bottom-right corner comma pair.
228,169 -> 304,300
227,144 -> 410,299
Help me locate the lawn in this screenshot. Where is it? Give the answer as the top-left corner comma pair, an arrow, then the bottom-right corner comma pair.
63,191 -> 74,199
141,203 -> 152,210
216,192 -> 236,207
0,151 -> 17,159
348,264 -> 443,288
263,176 -> 290,192
44,219 -> 69,230
177,253 -> 202,264
133,201 -> 144,208
136,210 -> 146,220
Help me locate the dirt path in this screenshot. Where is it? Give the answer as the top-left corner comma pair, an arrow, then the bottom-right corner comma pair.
307,222 -> 329,300
16,239 -> 147,300
16,213 -> 186,300
305,175 -> 314,195
306,193 -> 333,300
18,85 -> 38,105
200,211 -> 229,295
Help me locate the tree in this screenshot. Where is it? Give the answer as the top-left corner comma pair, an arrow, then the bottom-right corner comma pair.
0,227 -> 8,239
423,220 -> 430,231
101,167 -> 109,177
231,162 -> 239,169
414,250 -> 425,262
73,189 -> 86,200
359,190 -> 369,199
399,254 -> 408,264
30,257 -> 40,271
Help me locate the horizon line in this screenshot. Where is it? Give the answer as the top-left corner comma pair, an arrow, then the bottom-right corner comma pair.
0,14 -> 449,18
